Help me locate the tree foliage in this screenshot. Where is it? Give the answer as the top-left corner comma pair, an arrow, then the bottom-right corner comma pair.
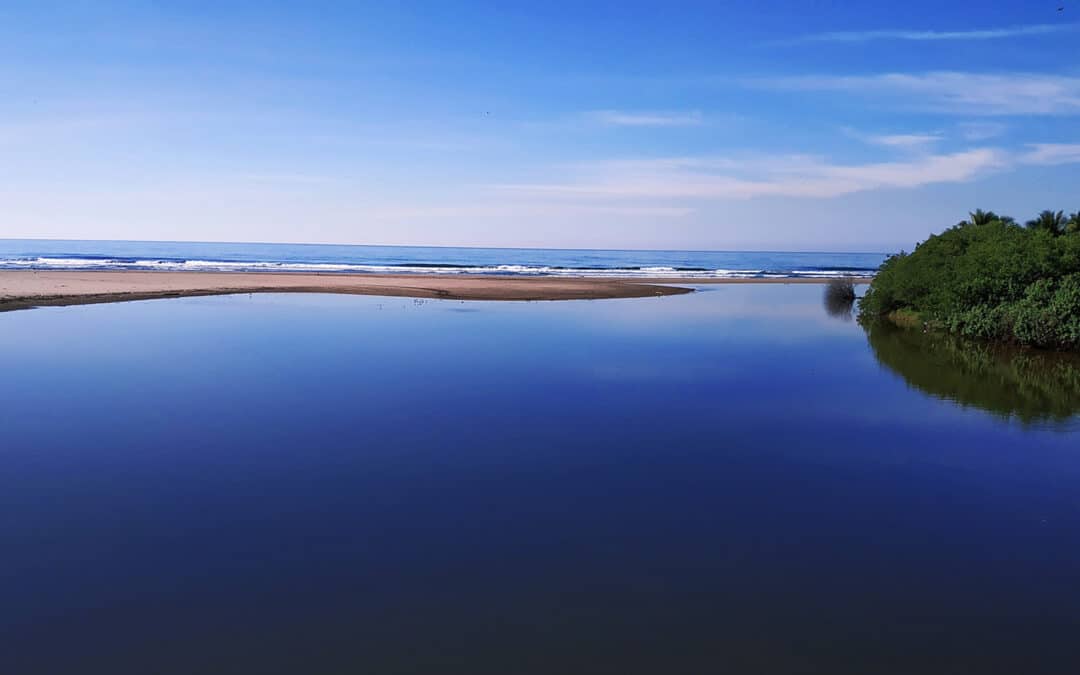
860,210 -> 1080,349
1068,212 -> 1080,235
1026,210 -> 1067,236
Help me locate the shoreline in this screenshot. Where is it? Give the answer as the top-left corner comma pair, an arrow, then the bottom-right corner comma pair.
0,270 -> 869,311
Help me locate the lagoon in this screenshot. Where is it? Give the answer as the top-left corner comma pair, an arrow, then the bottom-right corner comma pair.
2,285 -> 1079,673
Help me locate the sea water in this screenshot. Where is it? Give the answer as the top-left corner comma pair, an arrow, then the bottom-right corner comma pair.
0,239 -> 885,278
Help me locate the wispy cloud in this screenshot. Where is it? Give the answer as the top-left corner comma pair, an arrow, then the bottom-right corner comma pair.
367,204 -> 695,219
586,110 -> 704,127
870,134 -> 942,148
958,121 -> 1008,141
494,149 -> 1007,201
760,72 -> 1080,115
792,23 -> 1077,43
1019,143 -> 1080,166
843,128 -> 942,149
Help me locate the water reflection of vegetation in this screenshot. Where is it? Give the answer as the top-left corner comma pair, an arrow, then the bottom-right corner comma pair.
823,279 -> 856,322
865,322 -> 1080,425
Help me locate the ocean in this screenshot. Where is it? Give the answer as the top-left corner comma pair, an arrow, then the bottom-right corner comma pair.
0,239 -> 886,278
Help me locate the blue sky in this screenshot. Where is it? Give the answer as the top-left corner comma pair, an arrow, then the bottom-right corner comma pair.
2,1 -> 1079,252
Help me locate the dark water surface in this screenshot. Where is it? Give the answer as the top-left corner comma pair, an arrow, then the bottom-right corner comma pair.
2,285 -> 1079,674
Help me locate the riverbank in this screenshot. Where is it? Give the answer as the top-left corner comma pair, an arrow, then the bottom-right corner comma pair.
0,270 -> 862,310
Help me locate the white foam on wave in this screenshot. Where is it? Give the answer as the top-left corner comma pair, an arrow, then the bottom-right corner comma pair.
0,256 -> 875,279
789,270 -> 874,278
4,257 -> 119,268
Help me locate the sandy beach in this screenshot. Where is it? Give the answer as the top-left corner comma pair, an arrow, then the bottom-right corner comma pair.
0,270 -> 861,311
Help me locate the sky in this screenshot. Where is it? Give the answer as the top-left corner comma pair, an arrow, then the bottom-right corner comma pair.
2,0 -> 1079,252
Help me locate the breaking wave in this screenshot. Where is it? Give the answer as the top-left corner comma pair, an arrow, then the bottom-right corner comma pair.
0,255 -> 878,279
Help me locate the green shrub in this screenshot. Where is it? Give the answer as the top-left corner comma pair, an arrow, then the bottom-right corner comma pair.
860,213 -> 1080,349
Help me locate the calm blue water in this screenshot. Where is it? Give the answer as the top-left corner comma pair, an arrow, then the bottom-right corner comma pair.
0,239 -> 885,278
3,286 -> 1079,674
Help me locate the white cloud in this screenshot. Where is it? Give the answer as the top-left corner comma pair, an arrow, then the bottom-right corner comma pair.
870,134 -> 941,148
363,203 -> 695,219
843,128 -> 941,149
586,110 -> 703,127
793,23 -> 1077,43
1018,143 -> 1080,165
761,72 -> 1080,115
494,149 -> 1007,200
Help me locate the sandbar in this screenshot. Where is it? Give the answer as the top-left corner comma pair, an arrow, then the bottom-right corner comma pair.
0,270 -> 864,311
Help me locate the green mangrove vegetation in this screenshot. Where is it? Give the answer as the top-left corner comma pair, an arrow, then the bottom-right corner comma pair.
859,209 -> 1080,350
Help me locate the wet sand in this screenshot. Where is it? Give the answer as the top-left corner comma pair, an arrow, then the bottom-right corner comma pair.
0,270 -> 859,311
